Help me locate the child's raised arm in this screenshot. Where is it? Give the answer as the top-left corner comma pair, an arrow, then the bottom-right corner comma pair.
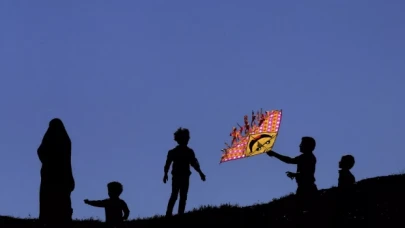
84,199 -> 107,207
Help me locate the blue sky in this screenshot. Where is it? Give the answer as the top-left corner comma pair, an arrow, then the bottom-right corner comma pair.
0,0 -> 404,220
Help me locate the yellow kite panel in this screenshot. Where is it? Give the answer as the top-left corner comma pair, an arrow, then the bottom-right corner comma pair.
220,109 -> 282,163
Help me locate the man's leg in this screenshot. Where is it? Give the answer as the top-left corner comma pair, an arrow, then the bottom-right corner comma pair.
178,176 -> 190,215
166,176 -> 180,217
296,184 -> 318,212
307,184 -> 318,211
290,184 -> 317,226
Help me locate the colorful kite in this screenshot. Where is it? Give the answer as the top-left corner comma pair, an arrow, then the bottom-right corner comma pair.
220,109 -> 282,163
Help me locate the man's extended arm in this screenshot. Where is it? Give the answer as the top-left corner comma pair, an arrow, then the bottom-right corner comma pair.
164,151 -> 173,175
267,151 -> 297,164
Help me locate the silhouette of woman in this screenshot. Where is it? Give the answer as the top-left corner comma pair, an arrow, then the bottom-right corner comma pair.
38,118 -> 75,225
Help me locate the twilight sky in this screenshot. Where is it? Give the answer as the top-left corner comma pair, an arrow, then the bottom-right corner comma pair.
0,0 -> 404,220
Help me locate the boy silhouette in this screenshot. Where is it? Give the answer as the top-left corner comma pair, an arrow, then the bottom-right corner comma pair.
338,155 -> 356,188
337,155 -> 356,223
84,181 -> 130,228
266,136 -> 318,211
163,127 -> 206,217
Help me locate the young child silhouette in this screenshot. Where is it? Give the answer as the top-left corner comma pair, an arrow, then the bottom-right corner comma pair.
84,181 -> 130,228
163,127 -> 206,217
338,155 -> 356,188
336,155 -> 356,223
266,136 -> 318,211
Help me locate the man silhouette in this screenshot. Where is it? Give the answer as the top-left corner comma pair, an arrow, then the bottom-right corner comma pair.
267,136 -> 318,211
163,127 -> 206,217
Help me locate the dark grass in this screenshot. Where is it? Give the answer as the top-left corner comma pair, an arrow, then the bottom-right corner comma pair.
2,173 -> 404,227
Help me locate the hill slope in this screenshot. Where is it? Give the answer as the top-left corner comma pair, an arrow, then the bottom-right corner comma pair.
1,173 -> 404,227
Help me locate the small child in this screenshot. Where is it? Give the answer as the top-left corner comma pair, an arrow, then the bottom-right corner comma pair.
163,127 -> 206,217
337,155 -> 356,222
338,155 -> 356,188
84,181 -> 130,228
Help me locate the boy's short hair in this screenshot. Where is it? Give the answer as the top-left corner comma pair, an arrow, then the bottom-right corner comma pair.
174,127 -> 190,144
302,136 -> 316,151
342,155 -> 355,169
107,181 -> 123,197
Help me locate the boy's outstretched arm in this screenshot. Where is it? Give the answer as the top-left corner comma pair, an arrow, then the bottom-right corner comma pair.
267,150 -> 297,164
122,201 -> 130,220
84,199 -> 107,207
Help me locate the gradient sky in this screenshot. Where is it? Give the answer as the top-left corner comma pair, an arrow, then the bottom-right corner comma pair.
1,0 -> 404,221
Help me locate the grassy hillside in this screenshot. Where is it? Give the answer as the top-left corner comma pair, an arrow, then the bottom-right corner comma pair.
1,173 -> 404,227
